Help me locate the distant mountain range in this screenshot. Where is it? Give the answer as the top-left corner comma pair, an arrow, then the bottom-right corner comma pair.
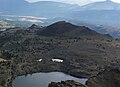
0,0 -> 120,18
0,0 -> 28,13
0,0 -> 79,17
68,0 -> 120,27
0,0 -> 120,37
81,0 -> 120,10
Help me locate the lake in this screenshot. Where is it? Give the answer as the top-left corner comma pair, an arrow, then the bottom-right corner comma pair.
12,72 -> 87,87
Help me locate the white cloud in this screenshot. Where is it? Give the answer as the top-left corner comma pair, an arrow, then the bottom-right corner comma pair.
2,15 -> 47,23
5,18 -> 13,21
19,18 -> 44,23
2,15 -> 48,20
25,0 -> 120,5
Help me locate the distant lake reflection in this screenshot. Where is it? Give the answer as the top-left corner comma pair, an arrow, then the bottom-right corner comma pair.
13,72 -> 87,87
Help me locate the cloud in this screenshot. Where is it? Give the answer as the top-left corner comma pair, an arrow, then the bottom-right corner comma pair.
2,15 -> 48,20
19,18 -> 44,23
18,16 -> 47,23
5,18 -> 13,21
2,15 -> 48,23
25,0 -> 106,5
25,0 -> 120,5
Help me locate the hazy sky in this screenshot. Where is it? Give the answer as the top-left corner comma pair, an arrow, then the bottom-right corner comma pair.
25,0 -> 120,5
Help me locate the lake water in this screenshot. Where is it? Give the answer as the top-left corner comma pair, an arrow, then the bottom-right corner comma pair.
12,72 -> 87,87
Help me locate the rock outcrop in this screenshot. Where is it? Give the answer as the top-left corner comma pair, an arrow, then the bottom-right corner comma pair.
48,80 -> 86,87
29,24 -> 43,29
86,69 -> 120,87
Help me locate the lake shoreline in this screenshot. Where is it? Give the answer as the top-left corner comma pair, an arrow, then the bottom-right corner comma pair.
12,72 -> 88,87
7,59 -> 91,87
9,70 -> 89,87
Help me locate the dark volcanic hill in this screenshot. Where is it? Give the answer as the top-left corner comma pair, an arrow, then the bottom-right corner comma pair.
38,21 -> 79,36
37,21 -> 112,39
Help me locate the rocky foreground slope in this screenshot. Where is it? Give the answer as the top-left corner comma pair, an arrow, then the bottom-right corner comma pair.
0,21 -> 120,87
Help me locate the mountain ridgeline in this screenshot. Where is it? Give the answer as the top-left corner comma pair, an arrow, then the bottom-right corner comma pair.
0,0 -> 120,38
68,0 -> 120,27
34,21 -> 112,39
0,0 -> 120,27
81,0 -> 120,10
0,0 -> 79,17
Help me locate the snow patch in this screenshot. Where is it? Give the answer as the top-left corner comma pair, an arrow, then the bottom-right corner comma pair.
37,59 -> 42,62
52,59 -> 63,63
